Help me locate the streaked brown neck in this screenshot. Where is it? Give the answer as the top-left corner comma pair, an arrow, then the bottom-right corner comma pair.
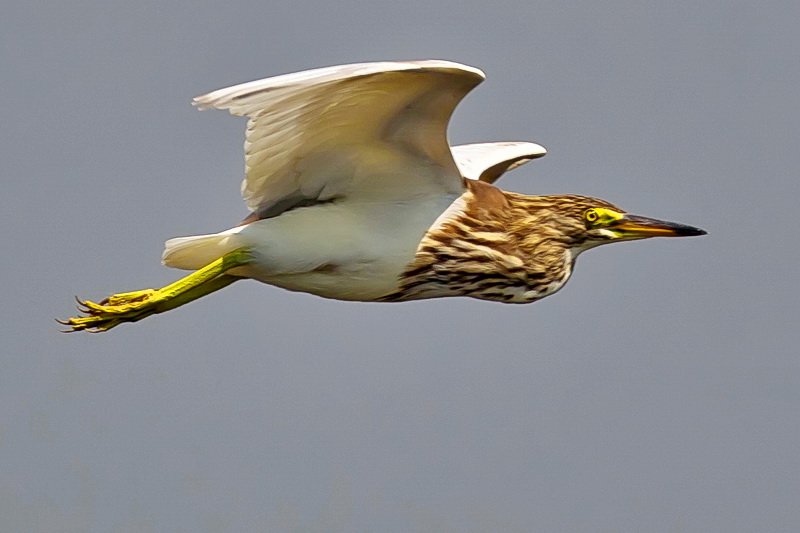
381,180 -> 575,303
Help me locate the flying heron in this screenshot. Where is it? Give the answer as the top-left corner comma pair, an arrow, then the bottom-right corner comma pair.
61,60 -> 705,332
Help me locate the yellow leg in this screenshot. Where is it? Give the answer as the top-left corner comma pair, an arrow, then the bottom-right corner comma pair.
60,248 -> 253,332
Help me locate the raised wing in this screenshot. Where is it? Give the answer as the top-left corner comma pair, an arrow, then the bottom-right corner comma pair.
450,142 -> 547,184
193,61 -> 485,216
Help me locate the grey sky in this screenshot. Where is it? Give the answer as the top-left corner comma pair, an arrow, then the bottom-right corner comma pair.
2,0 -> 798,531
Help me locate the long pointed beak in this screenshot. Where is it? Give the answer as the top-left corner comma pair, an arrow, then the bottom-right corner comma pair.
612,214 -> 707,238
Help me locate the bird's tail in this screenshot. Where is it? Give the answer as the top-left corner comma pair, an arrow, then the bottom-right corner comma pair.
162,229 -> 242,270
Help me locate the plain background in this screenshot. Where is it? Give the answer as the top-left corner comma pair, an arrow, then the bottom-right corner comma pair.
2,1 -> 798,531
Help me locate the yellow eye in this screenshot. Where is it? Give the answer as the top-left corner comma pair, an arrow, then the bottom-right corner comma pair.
584,209 -> 599,223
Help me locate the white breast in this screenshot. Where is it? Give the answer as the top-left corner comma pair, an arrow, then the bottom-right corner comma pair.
233,194 -> 461,301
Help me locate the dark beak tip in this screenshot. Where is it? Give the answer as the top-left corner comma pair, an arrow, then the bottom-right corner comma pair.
681,226 -> 707,237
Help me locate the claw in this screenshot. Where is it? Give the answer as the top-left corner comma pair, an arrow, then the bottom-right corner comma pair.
55,318 -> 76,333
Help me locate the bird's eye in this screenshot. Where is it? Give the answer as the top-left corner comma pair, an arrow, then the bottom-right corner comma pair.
584,209 -> 599,224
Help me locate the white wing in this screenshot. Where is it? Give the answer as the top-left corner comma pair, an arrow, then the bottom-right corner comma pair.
193,60 -> 485,216
450,142 -> 546,184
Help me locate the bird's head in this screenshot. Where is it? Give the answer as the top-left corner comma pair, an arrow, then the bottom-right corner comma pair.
517,194 -> 707,255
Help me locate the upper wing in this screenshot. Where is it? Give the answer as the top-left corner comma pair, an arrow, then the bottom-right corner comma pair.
450,142 -> 547,184
193,60 -> 485,215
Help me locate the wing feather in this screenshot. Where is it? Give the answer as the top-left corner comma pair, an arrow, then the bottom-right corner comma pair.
450,142 -> 547,183
193,61 -> 485,214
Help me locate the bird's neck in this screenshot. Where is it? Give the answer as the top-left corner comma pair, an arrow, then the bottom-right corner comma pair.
383,181 -> 575,303
504,191 -> 577,299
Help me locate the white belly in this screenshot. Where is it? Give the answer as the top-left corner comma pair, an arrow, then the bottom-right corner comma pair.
233,194 -> 459,301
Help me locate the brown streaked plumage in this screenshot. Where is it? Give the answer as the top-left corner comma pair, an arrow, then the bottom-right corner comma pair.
382,180 -> 633,303
60,60 -> 705,332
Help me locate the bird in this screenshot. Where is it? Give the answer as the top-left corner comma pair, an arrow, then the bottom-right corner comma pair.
61,60 -> 706,332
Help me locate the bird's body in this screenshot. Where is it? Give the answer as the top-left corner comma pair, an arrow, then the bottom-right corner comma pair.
62,60 -> 705,332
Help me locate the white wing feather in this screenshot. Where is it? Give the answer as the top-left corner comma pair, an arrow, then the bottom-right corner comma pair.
450,142 -> 547,183
193,60 -> 485,215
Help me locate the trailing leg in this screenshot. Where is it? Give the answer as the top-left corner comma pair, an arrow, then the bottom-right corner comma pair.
60,249 -> 253,332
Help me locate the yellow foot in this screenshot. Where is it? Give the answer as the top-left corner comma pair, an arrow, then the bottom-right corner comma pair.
59,291 -> 164,332
100,289 -> 158,306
